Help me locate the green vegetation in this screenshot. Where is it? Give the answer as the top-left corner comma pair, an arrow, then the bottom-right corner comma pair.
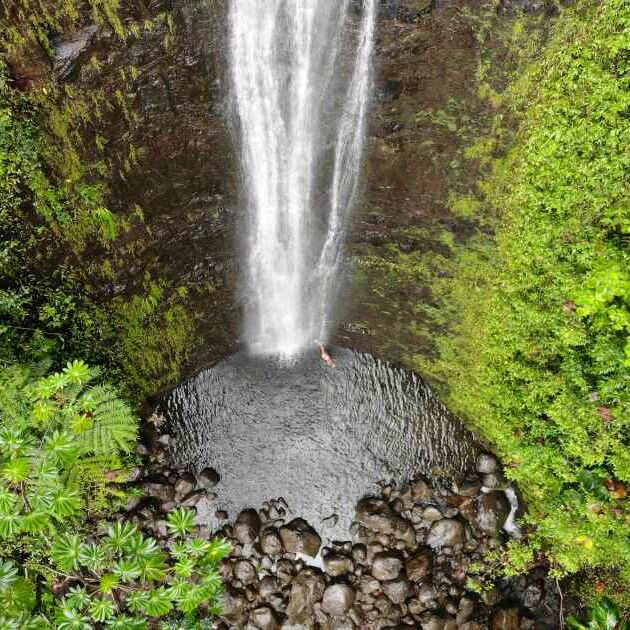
406,0 -> 630,603
0,361 -> 230,627
0,0 -> 197,398
0,360 -> 136,537
0,3 -> 228,626
568,599 -> 629,630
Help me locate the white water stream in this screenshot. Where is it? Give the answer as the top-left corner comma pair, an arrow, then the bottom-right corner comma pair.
229,0 -> 378,356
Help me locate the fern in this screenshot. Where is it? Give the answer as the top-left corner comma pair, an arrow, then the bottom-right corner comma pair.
77,384 -> 137,455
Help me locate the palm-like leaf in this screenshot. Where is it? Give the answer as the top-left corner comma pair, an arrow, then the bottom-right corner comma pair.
0,560 -> 18,592
88,597 -> 116,622
105,521 -> 137,553
112,559 -> 141,583
0,487 -> 17,514
55,605 -> 93,630
138,588 -> 173,617
106,616 -> 147,629
78,542 -> 108,571
0,513 -> 21,539
166,508 -> 196,538
77,385 -> 136,455
52,533 -> 82,572
64,586 -> 91,611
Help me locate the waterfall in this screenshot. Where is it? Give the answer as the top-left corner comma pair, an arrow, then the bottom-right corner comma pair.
229,0 -> 378,357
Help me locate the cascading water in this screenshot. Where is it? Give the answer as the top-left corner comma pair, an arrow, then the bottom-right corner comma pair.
229,0 -> 378,357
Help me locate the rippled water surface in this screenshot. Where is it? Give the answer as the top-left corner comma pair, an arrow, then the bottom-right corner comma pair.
163,348 -> 479,539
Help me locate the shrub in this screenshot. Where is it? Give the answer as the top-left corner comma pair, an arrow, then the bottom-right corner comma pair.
0,512 -> 230,627
419,0 -> 630,591
0,359 -> 137,537
0,361 -> 230,626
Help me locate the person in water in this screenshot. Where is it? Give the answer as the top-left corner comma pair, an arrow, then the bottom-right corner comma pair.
319,343 -> 336,368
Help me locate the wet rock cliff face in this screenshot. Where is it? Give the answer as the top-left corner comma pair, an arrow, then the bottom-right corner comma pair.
91,0 -> 238,369
340,0 -> 483,362
38,0 -> 238,372
36,0 -> 488,374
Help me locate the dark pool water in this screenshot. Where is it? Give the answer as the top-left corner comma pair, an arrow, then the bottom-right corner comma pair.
162,348 -> 479,539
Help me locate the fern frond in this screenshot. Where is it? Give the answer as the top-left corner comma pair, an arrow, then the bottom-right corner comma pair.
76,385 -> 137,455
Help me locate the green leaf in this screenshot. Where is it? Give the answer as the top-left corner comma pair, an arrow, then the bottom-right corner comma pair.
50,489 -> 81,519
52,533 -> 82,572
0,560 -> 18,592
106,616 -> 147,629
88,597 -> 116,623
1,458 -> 29,483
126,590 -> 149,613
207,538 -> 232,563
112,559 -> 141,583
137,551 -> 168,583
21,511 -> 49,533
64,586 -> 91,611
44,430 -> 80,463
0,577 -> 35,615
173,556 -> 195,579
0,488 -> 17,514
0,430 -> 27,458
105,521 -> 137,553
125,532 -> 159,563
0,513 -> 21,539
78,542 -> 108,571
99,574 -> 120,595
138,588 -> 173,617
591,599 -> 621,630
166,507 -> 196,538
63,361 -> 92,385
55,604 -> 93,630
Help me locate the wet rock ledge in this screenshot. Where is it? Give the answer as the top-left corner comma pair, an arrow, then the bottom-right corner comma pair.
128,434 -> 559,629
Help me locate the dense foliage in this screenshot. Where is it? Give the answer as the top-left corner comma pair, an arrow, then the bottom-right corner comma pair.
1,0 -> 198,399
568,598 -> 628,630
419,0 -> 630,594
0,361 -> 229,626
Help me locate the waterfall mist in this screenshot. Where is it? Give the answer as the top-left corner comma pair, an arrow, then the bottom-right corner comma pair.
229,0 -> 377,357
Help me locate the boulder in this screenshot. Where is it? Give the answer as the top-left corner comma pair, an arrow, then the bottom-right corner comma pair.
417,582 -> 438,605
286,570 -> 326,623
222,587 -> 247,622
476,492 -> 510,536
181,489 -> 206,507
321,583 -> 355,616
260,527 -> 284,556
142,482 -> 175,502
233,559 -> 257,585
250,605 -> 279,630
234,509 -> 262,544
174,473 -> 196,500
426,519 -> 465,548
490,608 -> 520,630
356,497 -> 399,533
382,577 -> 410,604
476,453 -> 498,474
197,467 -> 220,488
324,552 -> 354,577
405,548 -> 433,582
371,552 -> 403,581
259,575 -> 279,599
280,518 -> 321,557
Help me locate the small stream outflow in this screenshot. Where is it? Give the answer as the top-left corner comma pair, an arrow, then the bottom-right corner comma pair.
229,1 -> 378,357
